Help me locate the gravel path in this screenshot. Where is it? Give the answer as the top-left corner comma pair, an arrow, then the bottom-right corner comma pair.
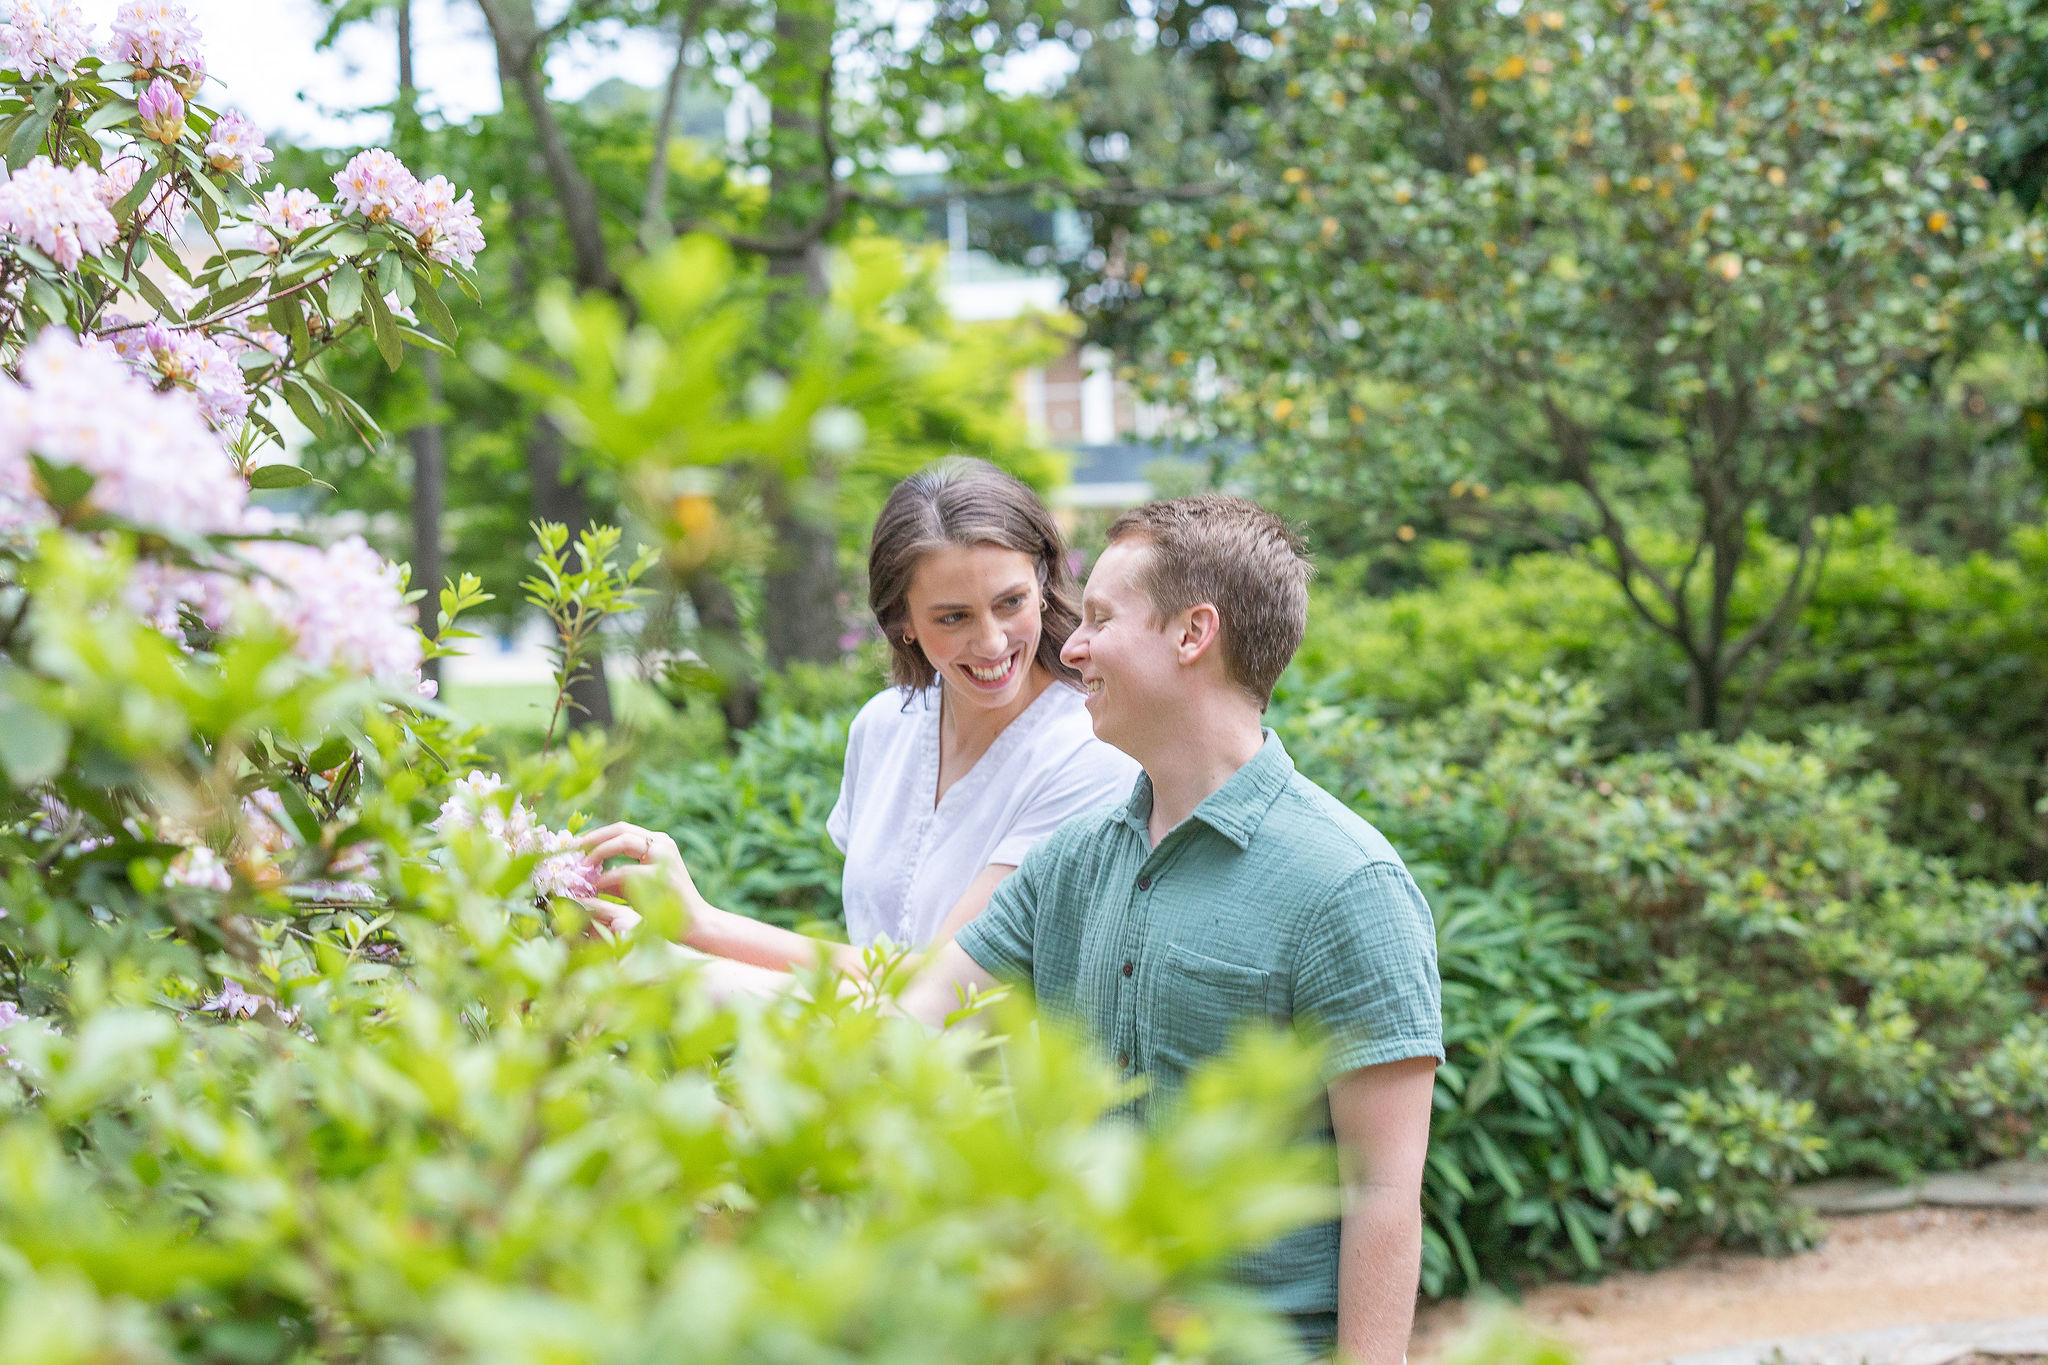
1410,1206 -> 2048,1365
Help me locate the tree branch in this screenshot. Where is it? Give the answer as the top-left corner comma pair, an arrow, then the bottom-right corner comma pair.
1540,391 -> 1698,659
475,0 -> 618,295
641,0 -> 712,249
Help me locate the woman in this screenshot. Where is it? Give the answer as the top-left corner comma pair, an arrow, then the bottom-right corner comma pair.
582,459 -> 1137,974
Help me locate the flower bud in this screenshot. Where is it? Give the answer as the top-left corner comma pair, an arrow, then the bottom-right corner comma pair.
138,77 -> 186,144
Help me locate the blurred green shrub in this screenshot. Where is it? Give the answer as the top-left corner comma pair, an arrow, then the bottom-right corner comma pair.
624,708 -> 851,930
1293,510 -> 2048,881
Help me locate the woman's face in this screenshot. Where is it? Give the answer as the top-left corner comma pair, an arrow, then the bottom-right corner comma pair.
904,544 -> 1044,713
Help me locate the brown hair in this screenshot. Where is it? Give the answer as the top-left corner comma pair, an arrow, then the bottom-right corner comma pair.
1105,493 -> 1313,708
869,458 -> 1082,692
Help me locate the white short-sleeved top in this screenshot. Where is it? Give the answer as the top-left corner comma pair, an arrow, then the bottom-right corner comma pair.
826,680 -> 1140,948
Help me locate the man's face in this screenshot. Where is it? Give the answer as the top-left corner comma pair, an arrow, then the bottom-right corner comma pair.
1061,540 -> 1183,757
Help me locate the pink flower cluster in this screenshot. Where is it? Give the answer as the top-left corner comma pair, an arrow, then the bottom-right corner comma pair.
165,845 -> 231,891
199,978 -> 299,1027
108,0 -> 203,77
110,320 -> 251,427
97,153 -> 188,229
0,0 -> 93,77
0,330 -> 247,536
0,156 -> 118,270
334,150 -> 485,267
248,186 -> 332,254
433,772 -> 600,901
237,534 -> 424,684
203,110 -> 270,182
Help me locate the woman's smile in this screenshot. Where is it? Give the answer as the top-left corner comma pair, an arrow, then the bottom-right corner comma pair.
958,646 -> 1023,690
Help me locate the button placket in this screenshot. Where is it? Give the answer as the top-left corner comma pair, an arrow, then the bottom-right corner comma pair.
1116,838 -> 1149,1074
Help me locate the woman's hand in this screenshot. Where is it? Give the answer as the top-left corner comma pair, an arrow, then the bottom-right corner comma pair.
579,821 -> 705,913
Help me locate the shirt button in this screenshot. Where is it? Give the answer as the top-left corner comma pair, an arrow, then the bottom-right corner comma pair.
1117,1052 -> 1131,1069
1137,875 -> 1151,891
1122,960 -> 1134,977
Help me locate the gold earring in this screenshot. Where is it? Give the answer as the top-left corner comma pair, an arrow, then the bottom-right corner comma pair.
902,632 -> 915,645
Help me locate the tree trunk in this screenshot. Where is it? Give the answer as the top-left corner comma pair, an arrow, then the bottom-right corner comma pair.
687,569 -> 760,733
398,0 -> 446,687
758,3 -> 843,669
476,0 -> 618,296
528,414 -> 614,728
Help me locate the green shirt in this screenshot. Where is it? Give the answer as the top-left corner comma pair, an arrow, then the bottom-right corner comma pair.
955,731 -> 1444,1324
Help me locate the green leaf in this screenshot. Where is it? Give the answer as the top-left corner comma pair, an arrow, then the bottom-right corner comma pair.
326,226 -> 369,256
31,455 -> 95,511
276,379 -> 325,436
6,108 -> 53,168
327,262 -> 364,320
248,462 -> 317,490
202,273 -> 264,319
362,281 -> 403,372
84,99 -> 138,135
375,251 -> 402,295
410,278 -> 458,342
0,690 -> 70,786
114,156 -> 169,219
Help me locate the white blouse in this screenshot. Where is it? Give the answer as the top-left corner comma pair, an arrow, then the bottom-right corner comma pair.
826,680 -> 1140,947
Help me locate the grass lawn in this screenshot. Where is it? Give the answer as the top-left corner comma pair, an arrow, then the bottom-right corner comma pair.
439,678 -> 674,733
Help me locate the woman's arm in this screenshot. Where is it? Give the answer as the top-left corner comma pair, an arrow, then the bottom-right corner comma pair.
581,823 -> 1018,976
580,822 -> 866,976
926,862 -> 1017,948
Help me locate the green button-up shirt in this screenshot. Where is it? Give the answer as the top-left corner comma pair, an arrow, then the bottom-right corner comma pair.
956,731 -> 1444,1324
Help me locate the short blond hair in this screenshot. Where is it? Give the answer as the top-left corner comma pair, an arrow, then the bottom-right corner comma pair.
1105,494 -> 1312,708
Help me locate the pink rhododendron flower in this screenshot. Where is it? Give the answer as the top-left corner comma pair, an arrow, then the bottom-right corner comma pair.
110,321 -> 250,428
534,841 -> 601,900
433,771 -> 600,901
203,110 -> 270,181
0,0 -> 93,77
97,154 -> 191,228
165,845 -> 231,891
108,0 -> 202,74
394,174 -> 486,267
198,979 -> 299,1026
0,998 -> 40,1071
248,185 -> 331,253
126,559 -> 234,636
237,534 -> 424,683
332,148 -> 415,221
137,76 -> 185,143
0,330 -> 247,535
0,156 -> 118,269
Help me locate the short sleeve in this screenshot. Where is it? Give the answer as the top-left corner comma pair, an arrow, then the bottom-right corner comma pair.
989,739 -> 1138,869
1295,862 -> 1445,1082
952,838 -> 1045,982
825,706 -> 866,854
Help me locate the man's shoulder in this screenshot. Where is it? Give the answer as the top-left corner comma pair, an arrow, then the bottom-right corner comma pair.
1262,768 -> 1406,877
1021,798 -> 1128,865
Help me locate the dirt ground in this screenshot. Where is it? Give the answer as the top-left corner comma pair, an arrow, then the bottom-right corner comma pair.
1410,1206 -> 2048,1365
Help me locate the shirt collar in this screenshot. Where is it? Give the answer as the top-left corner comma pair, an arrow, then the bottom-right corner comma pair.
1116,730 -> 1295,850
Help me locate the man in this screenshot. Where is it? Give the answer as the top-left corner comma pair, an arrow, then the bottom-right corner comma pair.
901,495 -> 1443,1365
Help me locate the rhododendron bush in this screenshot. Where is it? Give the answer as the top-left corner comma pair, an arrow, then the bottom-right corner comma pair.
0,10 -> 1332,1360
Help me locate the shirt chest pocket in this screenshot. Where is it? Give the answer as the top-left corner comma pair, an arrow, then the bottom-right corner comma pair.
1142,941 -> 1280,1076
